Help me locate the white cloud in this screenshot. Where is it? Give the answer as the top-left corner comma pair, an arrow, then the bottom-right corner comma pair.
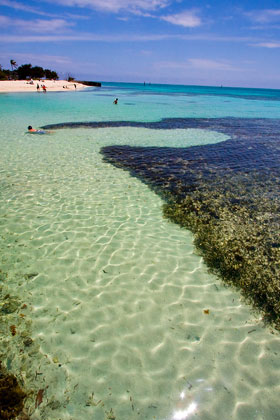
188,58 -> 239,71
253,42 -> 280,48
0,32 -> 261,44
157,58 -> 242,72
0,15 -> 10,25
46,0 -> 170,13
117,16 -> 129,21
0,33 -> 166,42
161,9 -> 202,27
0,15 -> 74,32
0,0 -> 40,13
0,51 -> 72,65
28,18 -> 74,32
0,0 -> 58,17
0,0 -> 89,19
246,9 -> 280,24
64,13 -> 90,19
140,49 -> 153,55
26,54 -> 72,65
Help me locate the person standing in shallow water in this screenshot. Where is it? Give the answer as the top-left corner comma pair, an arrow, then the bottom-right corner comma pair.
113,98 -> 118,104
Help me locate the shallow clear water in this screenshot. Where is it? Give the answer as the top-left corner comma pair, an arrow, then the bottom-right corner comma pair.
0,84 -> 280,419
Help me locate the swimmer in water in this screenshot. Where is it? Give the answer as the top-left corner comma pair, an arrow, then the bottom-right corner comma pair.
28,126 -> 38,132
27,125 -> 49,134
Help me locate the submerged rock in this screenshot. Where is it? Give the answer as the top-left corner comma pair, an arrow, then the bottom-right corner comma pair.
0,299 -> 19,314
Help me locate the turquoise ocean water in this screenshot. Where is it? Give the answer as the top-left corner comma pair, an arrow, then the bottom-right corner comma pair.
0,82 -> 280,419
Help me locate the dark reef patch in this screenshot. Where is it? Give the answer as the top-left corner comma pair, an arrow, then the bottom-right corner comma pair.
100,117 -> 280,329
43,117 -> 280,329
0,362 -> 26,419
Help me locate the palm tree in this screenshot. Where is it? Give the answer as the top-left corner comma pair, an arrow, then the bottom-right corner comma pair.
10,59 -> 17,71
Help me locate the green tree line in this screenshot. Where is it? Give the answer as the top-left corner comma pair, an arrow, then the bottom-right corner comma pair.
0,60 -> 59,80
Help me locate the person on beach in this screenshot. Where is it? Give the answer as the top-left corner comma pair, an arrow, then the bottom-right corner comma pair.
37,83 -> 40,91
42,85 -> 47,92
113,98 -> 118,104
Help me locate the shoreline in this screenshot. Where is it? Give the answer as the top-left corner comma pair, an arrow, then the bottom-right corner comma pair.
0,79 -> 88,93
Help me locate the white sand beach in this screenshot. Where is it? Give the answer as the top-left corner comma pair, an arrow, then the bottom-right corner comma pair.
0,79 -> 87,92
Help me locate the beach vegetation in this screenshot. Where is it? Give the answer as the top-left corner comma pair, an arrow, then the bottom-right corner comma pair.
17,64 -> 58,80
0,62 -> 59,81
10,60 -> 17,72
66,72 -> 75,82
16,64 -> 33,80
9,60 -> 18,81
45,69 -> 59,80
0,68 -> 8,80
26,65 -> 45,80
0,66 -> 13,80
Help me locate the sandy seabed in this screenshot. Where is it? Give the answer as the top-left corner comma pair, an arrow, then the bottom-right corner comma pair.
0,79 -> 87,93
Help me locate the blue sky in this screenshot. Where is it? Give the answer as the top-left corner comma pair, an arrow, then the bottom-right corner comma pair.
1,0 -> 280,88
